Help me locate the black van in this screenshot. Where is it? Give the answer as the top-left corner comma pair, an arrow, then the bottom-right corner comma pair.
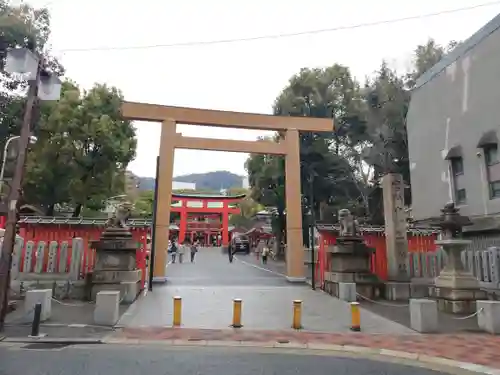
231,234 -> 250,254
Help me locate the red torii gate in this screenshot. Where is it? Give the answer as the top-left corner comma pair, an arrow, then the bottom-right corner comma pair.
170,192 -> 244,246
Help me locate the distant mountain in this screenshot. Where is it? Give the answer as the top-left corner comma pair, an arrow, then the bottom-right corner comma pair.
137,170 -> 244,191
137,177 -> 155,191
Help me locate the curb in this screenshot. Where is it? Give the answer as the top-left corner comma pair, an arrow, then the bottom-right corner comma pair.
4,322 -> 116,329
103,338 -> 500,374
2,337 -> 104,344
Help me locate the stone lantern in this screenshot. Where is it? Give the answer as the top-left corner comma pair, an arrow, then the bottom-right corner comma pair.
433,202 -> 485,313
90,203 -> 141,304
324,209 -> 379,298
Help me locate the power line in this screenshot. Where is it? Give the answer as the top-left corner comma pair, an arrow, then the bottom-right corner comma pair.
58,1 -> 500,53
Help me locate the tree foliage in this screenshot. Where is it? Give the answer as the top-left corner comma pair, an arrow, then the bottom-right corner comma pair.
0,2 -> 137,217
226,187 -> 263,229
22,82 -> 137,216
246,38 -> 458,237
133,190 -> 154,217
245,146 -> 287,248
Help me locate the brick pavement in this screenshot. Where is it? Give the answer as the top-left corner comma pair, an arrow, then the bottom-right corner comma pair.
112,327 -> 500,369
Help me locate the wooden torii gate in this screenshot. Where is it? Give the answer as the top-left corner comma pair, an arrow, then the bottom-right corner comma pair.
121,102 -> 332,282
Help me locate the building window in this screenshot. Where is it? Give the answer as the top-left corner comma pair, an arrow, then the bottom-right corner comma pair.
456,188 -> 467,204
485,145 -> 499,166
481,144 -> 500,199
449,156 -> 466,204
490,181 -> 500,198
450,157 -> 464,175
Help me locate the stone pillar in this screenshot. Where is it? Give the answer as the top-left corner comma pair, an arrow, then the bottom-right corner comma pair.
154,120 -> 176,282
94,291 -> 120,326
477,301 -> 500,334
25,289 -> 52,322
381,173 -> 409,281
338,282 -> 356,302
285,129 -> 305,282
410,299 -> 438,333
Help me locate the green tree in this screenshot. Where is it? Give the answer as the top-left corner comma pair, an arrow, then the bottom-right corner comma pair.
362,38 -> 460,221
1,1 -> 67,214
245,145 -> 286,249
23,82 -> 137,216
227,187 -> 263,229
406,39 -> 459,89
247,38 -> 459,231
272,65 -> 371,219
133,190 -> 154,217
69,84 -> 136,216
22,81 -> 79,214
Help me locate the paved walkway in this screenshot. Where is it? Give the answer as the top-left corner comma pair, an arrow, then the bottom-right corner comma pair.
118,248 -> 413,333
239,254 -> 483,333
4,298 -> 126,339
111,328 -> 500,369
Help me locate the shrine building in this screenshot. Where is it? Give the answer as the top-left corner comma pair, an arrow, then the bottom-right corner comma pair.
169,192 -> 245,246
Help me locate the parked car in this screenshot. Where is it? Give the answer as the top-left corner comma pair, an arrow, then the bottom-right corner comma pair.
231,234 -> 250,254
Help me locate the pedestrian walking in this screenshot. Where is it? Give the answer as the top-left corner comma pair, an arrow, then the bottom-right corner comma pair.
228,241 -> 234,263
261,244 -> 270,264
178,239 -> 188,263
190,240 -> 199,263
170,238 -> 178,263
256,239 -> 265,261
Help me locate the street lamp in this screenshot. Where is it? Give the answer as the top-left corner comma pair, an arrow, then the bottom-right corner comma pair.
0,47 -> 61,329
0,135 -> 37,197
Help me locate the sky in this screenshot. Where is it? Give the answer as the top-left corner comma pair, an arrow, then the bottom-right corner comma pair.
21,0 -> 500,178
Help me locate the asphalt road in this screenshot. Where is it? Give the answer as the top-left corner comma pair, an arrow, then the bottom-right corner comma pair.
166,247 -> 289,286
0,343 -> 458,375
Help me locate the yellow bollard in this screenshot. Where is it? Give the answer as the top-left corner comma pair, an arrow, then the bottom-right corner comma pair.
173,296 -> 182,327
350,302 -> 361,331
232,298 -> 243,328
292,300 -> 302,329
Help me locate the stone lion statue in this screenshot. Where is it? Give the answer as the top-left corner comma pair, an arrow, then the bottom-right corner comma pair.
338,208 -> 359,237
106,201 -> 134,228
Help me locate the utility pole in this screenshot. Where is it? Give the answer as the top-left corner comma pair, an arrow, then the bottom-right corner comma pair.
0,46 -> 61,330
0,65 -> 39,329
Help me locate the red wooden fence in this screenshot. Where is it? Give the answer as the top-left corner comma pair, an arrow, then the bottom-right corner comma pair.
17,218 -> 150,288
10,217 -> 440,289
315,224 -> 439,284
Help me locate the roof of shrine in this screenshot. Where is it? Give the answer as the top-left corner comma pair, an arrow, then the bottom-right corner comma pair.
18,216 -> 152,227
172,193 -> 246,200
315,222 -> 441,235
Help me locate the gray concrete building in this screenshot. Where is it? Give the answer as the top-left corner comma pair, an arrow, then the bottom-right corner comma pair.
407,13 -> 500,231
